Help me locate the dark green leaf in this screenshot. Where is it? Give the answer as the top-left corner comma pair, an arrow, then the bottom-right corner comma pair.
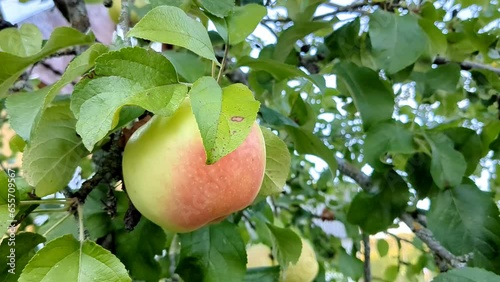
427,184 -> 500,271
443,127 -> 482,175
333,62 -> 394,130
285,125 -> 337,176
177,221 -> 247,282
347,170 -> 409,234
363,122 -> 417,170
425,132 -> 467,189
237,56 -> 326,93
369,10 -> 428,73
274,21 -> 332,62
0,232 -> 46,282
433,267 -> 500,282
114,219 -> 166,281
244,266 -> 281,282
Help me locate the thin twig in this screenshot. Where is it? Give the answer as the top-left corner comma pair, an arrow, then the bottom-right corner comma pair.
363,233 -> 372,282
434,57 -> 500,75
217,45 -> 230,83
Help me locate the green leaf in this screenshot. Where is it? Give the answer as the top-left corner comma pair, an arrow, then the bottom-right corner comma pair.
347,170 -> 409,234
369,10 -> 428,73
128,6 -> 218,62
0,170 -> 14,235
0,27 -> 95,97
83,186 -> 129,239
177,221 -> 247,282
363,122 -> 417,170
198,0 -> 234,17
376,239 -> 389,257
418,18 -> 447,56
274,21 -> 332,62
44,44 -> 109,109
405,153 -> 435,198
443,127 -> 482,175
428,184 -> 500,272
425,132 -> 467,189
289,95 -> 316,131
150,0 -> 192,10
324,18 -> 361,63
433,267 -> 500,282
480,120 -> 500,157
37,212 -> 78,242
18,234 -> 131,282
333,62 -> 394,130
259,127 -> 291,197
384,265 -> 399,281
0,232 -> 46,282
237,56 -> 326,93
285,125 -> 337,176
6,44 -> 109,143
0,24 -> 42,57
259,105 -> 298,128
266,224 -> 301,266
190,77 -> 260,164
5,87 -> 48,141
163,51 -> 209,83
71,47 -> 187,150
114,219 -> 166,281
413,63 -> 461,98
210,4 -> 267,45
244,266 -> 281,282
22,101 -> 88,197
337,249 -> 363,281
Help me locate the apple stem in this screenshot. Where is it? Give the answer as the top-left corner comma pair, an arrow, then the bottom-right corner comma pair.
216,45 -> 230,83
19,198 -> 76,206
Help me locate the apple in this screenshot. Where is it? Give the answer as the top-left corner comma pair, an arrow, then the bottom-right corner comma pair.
281,238 -> 319,282
246,243 -> 275,268
107,0 -> 148,25
246,238 -> 319,282
122,99 -> 266,233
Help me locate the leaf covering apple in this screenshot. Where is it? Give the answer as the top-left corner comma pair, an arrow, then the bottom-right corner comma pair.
122,98 -> 266,233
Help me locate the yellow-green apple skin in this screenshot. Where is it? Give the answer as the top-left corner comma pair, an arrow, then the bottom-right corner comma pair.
108,0 -> 148,24
122,99 -> 266,233
246,244 -> 275,268
281,238 -> 319,282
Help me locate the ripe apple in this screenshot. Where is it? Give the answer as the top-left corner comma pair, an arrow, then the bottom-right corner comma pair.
122,99 -> 266,233
281,238 -> 319,282
246,243 -> 275,268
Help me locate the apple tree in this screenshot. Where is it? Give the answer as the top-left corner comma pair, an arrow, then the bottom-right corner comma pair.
1,0 -> 500,281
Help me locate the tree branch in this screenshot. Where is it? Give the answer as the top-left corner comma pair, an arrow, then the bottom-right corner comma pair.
400,213 -> 470,269
334,157 -> 469,269
434,57 -> 500,76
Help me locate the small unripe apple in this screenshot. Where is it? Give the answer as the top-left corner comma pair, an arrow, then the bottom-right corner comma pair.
281,238 -> 319,282
122,99 -> 266,233
246,243 -> 275,268
107,0 -> 148,24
